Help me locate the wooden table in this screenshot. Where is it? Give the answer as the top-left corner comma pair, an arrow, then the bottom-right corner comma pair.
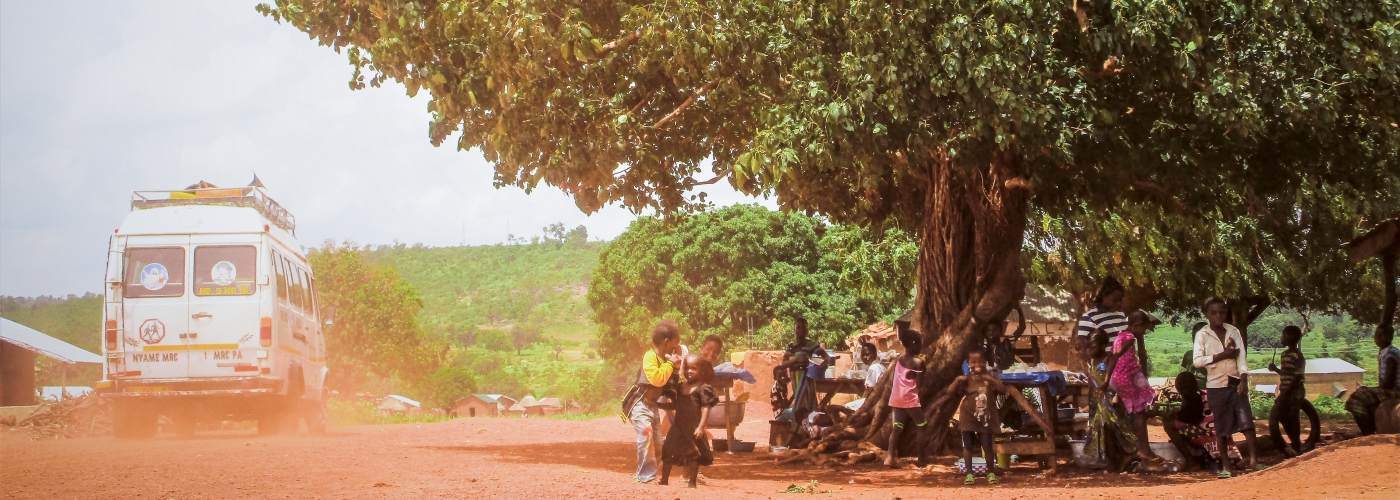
995,380 -> 1060,473
814,377 -> 866,407
708,378 -> 740,453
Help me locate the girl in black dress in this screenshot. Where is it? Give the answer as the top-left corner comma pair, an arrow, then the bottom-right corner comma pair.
660,355 -> 718,488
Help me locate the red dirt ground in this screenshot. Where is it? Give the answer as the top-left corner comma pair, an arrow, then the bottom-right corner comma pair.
3,417 -> 1396,499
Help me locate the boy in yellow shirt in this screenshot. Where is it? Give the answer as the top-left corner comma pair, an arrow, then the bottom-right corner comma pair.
629,319 -> 681,483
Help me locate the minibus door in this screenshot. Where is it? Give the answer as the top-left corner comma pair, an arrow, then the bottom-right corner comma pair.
120,240 -> 191,382
187,239 -> 262,378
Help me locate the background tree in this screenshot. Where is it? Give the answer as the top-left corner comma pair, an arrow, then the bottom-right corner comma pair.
263,0 -> 1400,456
424,365 -> 477,411
310,241 -> 445,393
509,320 -> 543,355
588,204 -> 916,363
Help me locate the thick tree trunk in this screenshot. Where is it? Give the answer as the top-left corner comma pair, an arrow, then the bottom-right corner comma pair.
804,150 -> 1030,463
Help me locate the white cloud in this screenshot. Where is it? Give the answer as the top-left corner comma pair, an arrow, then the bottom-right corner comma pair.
0,1 -> 772,296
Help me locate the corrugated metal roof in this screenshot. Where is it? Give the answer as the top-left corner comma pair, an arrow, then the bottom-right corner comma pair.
382,394 -> 421,407
465,394 -> 507,404
1017,285 -> 1080,323
1247,357 -> 1367,375
0,318 -> 103,364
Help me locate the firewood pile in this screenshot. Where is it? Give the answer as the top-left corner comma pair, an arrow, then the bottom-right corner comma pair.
4,395 -> 112,439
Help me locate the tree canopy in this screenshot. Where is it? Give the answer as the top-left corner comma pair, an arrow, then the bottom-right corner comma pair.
261,0 -> 1398,316
265,0 -> 1400,445
588,204 -> 915,361
309,242 -> 445,393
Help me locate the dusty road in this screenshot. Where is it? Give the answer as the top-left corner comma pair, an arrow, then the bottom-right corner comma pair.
3,417 -> 1396,499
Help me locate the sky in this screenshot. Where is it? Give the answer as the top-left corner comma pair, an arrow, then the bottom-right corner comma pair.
0,1 -> 772,297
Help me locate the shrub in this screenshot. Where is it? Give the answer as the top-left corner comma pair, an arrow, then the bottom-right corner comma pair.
477,329 -> 512,352
478,370 -> 528,398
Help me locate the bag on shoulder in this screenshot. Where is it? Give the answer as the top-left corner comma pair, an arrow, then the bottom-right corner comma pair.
620,366 -> 667,421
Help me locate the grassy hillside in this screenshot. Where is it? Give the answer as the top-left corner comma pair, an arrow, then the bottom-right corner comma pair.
361,241 -> 601,344
358,240 -> 609,406
1,294 -> 103,352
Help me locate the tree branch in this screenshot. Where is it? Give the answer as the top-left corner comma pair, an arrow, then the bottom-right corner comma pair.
595,30 -> 642,58
653,80 -> 718,129
1243,296 -> 1271,326
691,169 -> 731,186
627,87 -> 657,116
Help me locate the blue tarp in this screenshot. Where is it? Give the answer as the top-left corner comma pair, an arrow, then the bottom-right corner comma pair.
999,371 -> 1068,396
714,362 -> 756,383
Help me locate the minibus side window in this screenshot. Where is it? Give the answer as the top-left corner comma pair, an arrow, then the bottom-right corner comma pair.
299,268 -> 314,315
307,276 -> 319,321
123,247 -> 186,298
288,262 -> 305,312
193,245 -> 256,296
272,252 -> 289,302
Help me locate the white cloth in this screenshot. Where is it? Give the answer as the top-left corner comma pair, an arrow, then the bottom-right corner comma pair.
1192,323 -> 1249,389
865,362 -> 886,389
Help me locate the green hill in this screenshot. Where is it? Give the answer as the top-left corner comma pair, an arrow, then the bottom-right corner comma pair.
361,240 -> 601,344
1,294 -> 103,352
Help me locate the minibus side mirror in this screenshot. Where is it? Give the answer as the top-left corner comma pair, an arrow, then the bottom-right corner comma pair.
322,306 -> 335,326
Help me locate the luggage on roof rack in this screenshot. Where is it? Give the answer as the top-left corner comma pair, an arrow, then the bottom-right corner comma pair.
130,186 -> 296,234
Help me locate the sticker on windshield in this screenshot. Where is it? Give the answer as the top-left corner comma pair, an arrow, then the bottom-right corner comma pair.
140,263 -> 170,291
211,261 -> 237,286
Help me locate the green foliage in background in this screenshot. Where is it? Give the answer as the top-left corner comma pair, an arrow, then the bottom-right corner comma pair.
424,365 -> 478,410
360,238 -> 600,342
1145,310 -> 1383,386
310,242 -> 445,394
0,294 -> 101,352
589,204 -> 916,363
476,328 -> 512,352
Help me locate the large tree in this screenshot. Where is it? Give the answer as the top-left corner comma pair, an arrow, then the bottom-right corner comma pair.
310,242 -> 445,393
263,0 -> 1400,455
588,203 -> 916,361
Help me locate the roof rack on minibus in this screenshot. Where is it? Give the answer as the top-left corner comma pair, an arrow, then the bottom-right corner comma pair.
130,186 -> 296,234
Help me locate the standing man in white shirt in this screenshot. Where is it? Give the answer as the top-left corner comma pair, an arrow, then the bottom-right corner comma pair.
1192,296 -> 1259,477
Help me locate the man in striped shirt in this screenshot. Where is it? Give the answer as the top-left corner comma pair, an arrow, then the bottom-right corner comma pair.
1077,277 -> 1128,341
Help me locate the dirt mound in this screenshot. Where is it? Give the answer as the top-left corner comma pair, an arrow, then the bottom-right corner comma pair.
1174,434 -> 1400,499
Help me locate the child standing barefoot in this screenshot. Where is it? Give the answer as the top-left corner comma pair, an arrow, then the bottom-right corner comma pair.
660,355 -> 717,488
952,350 -> 1007,485
884,325 -> 928,468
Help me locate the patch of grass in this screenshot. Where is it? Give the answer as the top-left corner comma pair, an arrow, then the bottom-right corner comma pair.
545,410 -> 619,421
327,399 -> 451,426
